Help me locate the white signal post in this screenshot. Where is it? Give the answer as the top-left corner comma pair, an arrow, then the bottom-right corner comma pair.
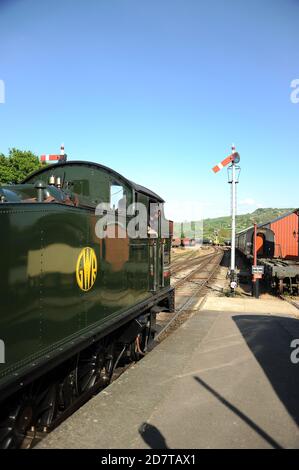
231,157 -> 236,272
230,146 -> 237,292
60,143 -> 65,156
212,145 -> 240,294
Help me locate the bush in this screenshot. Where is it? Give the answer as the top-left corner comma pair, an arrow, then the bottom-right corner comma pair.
0,148 -> 42,184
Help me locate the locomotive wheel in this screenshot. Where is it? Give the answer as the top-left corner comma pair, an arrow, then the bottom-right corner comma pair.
0,382 -> 58,449
58,367 -> 78,411
102,343 -> 116,383
76,344 -> 107,394
0,398 -> 34,449
35,383 -> 58,430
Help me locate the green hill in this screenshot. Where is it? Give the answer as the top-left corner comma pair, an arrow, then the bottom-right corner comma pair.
173,208 -> 296,242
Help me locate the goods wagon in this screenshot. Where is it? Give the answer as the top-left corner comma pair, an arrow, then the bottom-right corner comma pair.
235,226 -> 275,258
261,210 -> 299,259
236,210 -> 299,293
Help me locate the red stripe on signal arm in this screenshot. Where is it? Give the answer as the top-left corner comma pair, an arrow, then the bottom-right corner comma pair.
212,153 -> 234,173
40,154 -> 62,162
221,154 -> 233,166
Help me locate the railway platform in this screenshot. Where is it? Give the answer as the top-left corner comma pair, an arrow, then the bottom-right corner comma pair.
38,296 -> 299,449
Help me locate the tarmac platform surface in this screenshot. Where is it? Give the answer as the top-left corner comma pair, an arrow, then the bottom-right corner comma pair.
38,297 -> 299,449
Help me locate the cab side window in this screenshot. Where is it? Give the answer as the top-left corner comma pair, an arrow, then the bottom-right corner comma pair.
110,181 -> 125,211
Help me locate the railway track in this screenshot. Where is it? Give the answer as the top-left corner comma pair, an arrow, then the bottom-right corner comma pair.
171,249 -> 216,277
155,248 -> 223,341
279,295 -> 299,311
29,247 -> 223,449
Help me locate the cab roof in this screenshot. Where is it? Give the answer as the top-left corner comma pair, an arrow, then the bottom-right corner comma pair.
23,160 -> 164,202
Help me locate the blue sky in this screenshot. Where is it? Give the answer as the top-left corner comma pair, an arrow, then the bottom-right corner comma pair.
0,0 -> 298,221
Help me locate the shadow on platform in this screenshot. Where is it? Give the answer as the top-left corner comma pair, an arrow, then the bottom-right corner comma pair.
138,422 -> 169,449
194,376 -> 283,449
192,314 -> 299,448
233,315 -> 299,427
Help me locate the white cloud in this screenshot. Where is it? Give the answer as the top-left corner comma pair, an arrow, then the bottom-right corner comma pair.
239,198 -> 264,212
164,199 -> 204,222
240,198 -> 256,206
164,197 -> 266,222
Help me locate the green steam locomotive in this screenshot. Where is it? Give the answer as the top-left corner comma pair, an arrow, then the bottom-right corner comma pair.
0,160 -> 174,448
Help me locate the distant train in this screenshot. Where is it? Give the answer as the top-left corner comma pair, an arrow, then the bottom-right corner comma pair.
202,238 -> 213,245
172,237 -> 196,248
236,210 -> 299,293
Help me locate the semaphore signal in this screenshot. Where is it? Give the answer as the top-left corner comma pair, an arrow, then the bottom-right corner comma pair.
212,145 -> 241,294
40,144 -> 67,164
212,146 -> 240,173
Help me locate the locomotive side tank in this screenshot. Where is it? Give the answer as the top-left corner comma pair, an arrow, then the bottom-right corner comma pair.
0,161 -> 174,448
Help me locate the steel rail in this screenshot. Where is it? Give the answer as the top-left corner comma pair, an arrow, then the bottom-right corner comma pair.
155,251 -> 223,341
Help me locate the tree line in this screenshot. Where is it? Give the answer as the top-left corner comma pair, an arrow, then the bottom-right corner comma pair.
0,148 -> 42,184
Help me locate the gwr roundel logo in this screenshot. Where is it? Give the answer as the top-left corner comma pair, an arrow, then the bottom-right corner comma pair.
76,247 -> 97,292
